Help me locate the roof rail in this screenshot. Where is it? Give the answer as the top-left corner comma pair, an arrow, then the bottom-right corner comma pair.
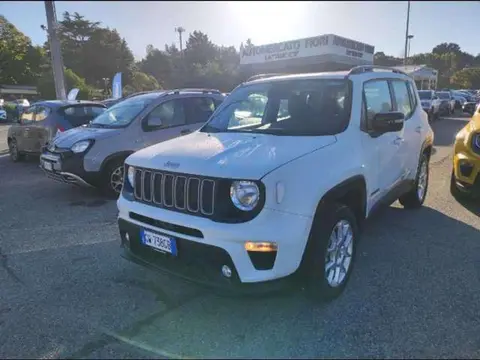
246,73 -> 286,82
167,88 -> 221,95
347,65 -> 409,77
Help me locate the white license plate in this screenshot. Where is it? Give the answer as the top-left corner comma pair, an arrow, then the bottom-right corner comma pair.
43,161 -> 53,171
141,229 -> 177,256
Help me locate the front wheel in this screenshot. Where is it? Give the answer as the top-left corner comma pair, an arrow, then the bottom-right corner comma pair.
450,170 -> 468,200
102,159 -> 125,198
399,153 -> 429,209
305,203 -> 358,302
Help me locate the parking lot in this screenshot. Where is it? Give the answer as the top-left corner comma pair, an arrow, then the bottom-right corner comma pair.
0,115 -> 479,359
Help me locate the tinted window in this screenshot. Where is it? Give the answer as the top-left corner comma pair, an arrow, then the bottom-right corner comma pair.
363,80 -> 393,122
147,99 -> 185,128
63,105 -> 106,127
184,97 -> 217,125
406,81 -> 418,109
202,79 -> 351,136
418,91 -> 432,100
436,92 -> 450,100
391,80 -> 413,118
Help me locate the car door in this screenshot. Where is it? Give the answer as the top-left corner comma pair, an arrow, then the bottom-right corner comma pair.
181,96 -> 219,135
363,79 -> 404,195
31,105 -> 51,153
140,98 -> 189,148
390,79 -> 421,180
17,106 -> 36,152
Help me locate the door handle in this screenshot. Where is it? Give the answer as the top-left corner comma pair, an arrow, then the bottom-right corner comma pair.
415,126 -> 422,133
180,129 -> 191,135
393,137 -> 404,146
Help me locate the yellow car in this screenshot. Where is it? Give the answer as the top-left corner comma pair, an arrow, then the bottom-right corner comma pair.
451,111 -> 480,198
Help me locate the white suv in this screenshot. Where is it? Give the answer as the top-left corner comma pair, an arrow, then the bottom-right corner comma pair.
117,66 -> 434,301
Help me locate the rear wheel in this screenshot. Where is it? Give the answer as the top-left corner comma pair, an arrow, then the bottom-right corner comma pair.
102,159 -> 125,198
305,203 -> 358,302
399,152 -> 429,209
8,139 -> 24,162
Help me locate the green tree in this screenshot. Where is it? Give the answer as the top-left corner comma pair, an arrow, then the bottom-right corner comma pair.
130,71 -> 160,92
451,68 -> 480,89
0,16 -> 43,85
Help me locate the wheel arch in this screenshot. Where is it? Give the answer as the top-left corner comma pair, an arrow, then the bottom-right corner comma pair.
100,151 -> 134,174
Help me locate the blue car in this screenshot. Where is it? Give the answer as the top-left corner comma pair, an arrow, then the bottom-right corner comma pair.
7,100 -> 106,162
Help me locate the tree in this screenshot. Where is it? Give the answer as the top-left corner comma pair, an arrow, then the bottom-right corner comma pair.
130,71 -> 160,92
451,68 -> 480,89
184,31 -> 216,67
0,16 -> 43,85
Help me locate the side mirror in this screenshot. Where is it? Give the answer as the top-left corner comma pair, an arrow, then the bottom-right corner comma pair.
371,112 -> 404,134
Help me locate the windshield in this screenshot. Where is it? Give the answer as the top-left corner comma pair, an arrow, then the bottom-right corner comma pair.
437,92 -> 450,100
418,91 -> 432,100
201,79 -> 351,136
90,93 -> 159,127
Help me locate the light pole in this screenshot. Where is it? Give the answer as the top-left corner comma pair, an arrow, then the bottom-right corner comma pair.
44,1 -> 67,100
174,26 -> 185,54
403,0 -> 411,66
407,34 -> 414,59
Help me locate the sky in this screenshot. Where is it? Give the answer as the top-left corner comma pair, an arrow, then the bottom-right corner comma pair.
0,1 -> 478,61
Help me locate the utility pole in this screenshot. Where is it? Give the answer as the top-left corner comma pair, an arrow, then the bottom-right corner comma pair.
44,1 -> 67,100
403,0 -> 411,66
175,26 -> 185,55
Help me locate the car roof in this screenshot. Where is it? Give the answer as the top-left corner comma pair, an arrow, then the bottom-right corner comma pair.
30,100 -> 105,108
247,71 -> 350,85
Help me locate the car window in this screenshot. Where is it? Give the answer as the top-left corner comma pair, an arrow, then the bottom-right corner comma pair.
147,99 -> 185,128
418,91 -> 432,100
406,81 -> 418,110
35,106 -> 50,122
391,80 -> 413,119
63,105 -> 106,127
20,106 -> 36,124
202,79 -> 351,136
183,97 -> 217,125
363,80 -> 393,122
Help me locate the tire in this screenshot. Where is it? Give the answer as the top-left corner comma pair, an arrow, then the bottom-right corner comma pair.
399,152 -> 429,209
305,203 -> 358,302
450,170 -> 468,200
8,139 -> 25,163
102,158 -> 125,199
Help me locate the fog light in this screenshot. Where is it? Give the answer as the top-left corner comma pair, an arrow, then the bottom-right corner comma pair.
245,241 -> 278,252
221,265 -> 232,278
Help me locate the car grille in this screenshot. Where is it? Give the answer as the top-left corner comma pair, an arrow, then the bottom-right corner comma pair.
133,167 -> 216,217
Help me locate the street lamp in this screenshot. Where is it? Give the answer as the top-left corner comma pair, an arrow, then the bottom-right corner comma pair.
407,34 -> 414,59
403,0 -> 411,66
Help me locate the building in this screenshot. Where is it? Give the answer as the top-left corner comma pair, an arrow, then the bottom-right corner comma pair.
239,34 -> 375,76
0,85 -> 38,101
392,65 -> 438,90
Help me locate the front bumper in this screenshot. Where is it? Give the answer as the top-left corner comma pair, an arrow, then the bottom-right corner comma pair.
453,151 -> 480,196
117,194 -> 313,285
40,149 -> 101,187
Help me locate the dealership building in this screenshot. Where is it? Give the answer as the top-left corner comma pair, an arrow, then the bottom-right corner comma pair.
239,34 -> 375,75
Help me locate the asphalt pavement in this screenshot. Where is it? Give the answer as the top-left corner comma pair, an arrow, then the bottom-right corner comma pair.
0,115 -> 479,359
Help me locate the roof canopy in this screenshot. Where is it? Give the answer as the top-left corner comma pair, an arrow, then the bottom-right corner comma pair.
392,65 -> 438,81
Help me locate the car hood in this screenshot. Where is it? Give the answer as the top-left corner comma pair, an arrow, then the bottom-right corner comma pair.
126,131 -> 337,179
53,126 -> 123,148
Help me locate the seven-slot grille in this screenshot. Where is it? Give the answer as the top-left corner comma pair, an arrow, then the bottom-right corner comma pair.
133,168 -> 215,216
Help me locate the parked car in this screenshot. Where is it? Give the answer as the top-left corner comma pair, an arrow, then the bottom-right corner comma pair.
418,90 -> 441,121
451,107 -> 480,198
117,66 -> 434,301
452,92 -> 467,110
40,89 -> 226,197
0,106 -> 6,122
435,91 -> 454,115
7,100 -> 106,162
101,98 -> 123,108
462,101 -> 478,116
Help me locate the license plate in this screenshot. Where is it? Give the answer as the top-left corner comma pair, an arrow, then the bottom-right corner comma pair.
140,229 -> 177,256
43,161 -> 53,171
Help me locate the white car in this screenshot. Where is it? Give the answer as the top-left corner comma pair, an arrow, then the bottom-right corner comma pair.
117,66 -> 434,301
418,90 -> 442,121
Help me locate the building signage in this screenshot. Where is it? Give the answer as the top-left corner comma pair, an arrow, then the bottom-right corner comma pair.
240,34 -> 374,65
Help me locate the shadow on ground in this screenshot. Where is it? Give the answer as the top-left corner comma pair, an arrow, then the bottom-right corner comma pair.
431,117 -> 470,147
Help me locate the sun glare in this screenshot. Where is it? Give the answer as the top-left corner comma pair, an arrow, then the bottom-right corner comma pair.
229,1 -> 311,45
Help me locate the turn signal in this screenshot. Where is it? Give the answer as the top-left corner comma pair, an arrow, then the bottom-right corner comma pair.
244,241 -> 278,252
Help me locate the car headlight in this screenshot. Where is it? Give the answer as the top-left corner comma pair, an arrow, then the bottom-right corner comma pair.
230,180 -> 260,211
127,166 -> 135,187
71,140 -> 92,153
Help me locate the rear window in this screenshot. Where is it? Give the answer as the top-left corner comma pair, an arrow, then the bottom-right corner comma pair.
62,105 -> 106,127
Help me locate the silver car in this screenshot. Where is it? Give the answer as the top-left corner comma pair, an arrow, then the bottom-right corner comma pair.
40,89 -> 225,197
